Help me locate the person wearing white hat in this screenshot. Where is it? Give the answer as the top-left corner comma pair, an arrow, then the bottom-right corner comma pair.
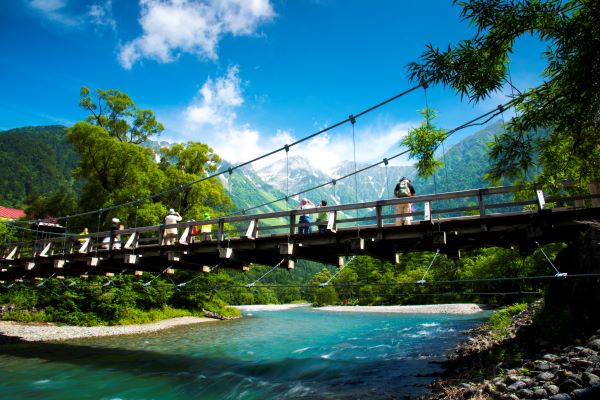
102,217 -> 122,250
163,209 -> 182,245
297,198 -> 315,234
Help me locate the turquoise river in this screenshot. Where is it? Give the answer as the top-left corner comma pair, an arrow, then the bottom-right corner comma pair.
0,306 -> 488,399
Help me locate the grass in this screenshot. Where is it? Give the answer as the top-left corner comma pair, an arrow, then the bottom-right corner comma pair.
488,302 -> 528,339
116,306 -> 198,325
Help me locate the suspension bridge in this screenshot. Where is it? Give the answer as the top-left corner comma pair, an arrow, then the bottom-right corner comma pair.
1,185 -> 598,283
2,82 -> 599,286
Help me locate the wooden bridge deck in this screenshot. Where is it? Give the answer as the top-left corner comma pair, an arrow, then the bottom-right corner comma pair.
1,185 -> 599,282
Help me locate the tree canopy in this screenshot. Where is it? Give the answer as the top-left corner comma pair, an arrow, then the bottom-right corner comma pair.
407,0 -> 600,190
79,87 -> 164,144
67,89 -> 232,230
401,107 -> 447,178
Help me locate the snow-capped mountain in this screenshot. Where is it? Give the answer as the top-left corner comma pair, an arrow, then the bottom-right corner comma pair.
253,156 -> 416,208
150,121 -> 509,215
255,155 -> 332,201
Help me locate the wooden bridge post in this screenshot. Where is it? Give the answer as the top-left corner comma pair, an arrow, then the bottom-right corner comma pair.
217,218 -> 226,242
37,241 -> 52,258
536,189 -> 546,210
4,245 -> 20,260
289,211 -> 296,236
478,189 -> 486,217
245,219 -> 259,240
424,201 -> 432,222
376,202 -> 383,229
327,211 -> 337,232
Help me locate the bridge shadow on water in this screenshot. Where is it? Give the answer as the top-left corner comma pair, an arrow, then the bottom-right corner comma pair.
0,332 -> 439,398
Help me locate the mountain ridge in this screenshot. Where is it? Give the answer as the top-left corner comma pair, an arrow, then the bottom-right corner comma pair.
1,122 -> 507,215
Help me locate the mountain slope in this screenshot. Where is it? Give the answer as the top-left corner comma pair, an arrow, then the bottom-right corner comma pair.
413,121 -> 506,194
0,121 -> 511,217
240,121 -> 509,212
0,125 -> 79,207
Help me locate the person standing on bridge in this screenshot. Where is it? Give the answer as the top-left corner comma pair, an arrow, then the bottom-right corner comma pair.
298,198 -> 315,234
200,213 -> 212,241
78,227 -> 89,243
393,177 -> 416,226
316,200 -> 329,234
104,218 -> 121,250
163,209 -> 182,245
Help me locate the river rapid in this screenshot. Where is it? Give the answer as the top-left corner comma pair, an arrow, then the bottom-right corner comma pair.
0,306 -> 488,399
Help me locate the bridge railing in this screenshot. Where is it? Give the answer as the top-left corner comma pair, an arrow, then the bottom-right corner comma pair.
1,185 -> 598,263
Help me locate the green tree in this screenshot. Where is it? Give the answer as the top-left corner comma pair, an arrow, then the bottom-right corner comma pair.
309,267 -> 339,306
401,108 -> 447,178
407,0 -> 600,189
67,122 -> 166,227
158,142 -> 232,217
0,223 -> 18,243
79,87 -> 164,144
24,189 -> 78,220
0,126 -> 79,208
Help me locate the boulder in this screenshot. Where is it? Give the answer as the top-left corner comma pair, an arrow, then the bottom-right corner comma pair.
586,339 -> 600,351
537,371 -> 556,381
549,394 -> 572,400
581,372 -> 599,386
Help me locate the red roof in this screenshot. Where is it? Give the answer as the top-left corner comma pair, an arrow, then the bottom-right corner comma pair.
0,206 -> 26,220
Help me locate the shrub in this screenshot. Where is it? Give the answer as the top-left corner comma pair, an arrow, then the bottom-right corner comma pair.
489,303 -> 528,337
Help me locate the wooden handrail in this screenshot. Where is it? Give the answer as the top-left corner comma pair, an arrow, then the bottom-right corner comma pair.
1,185 -> 597,260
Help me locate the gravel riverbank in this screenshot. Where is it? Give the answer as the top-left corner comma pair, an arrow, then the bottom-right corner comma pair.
425,301 -> 600,399
0,316 -> 216,343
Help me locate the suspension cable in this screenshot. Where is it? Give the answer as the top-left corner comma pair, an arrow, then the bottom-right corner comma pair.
535,241 -> 567,277
245,259 -> 285,288
285,144 -> 290,210
143,265 -> 174,287
230,100 -> 516,216
350,115 -> 360,232
319,256 -> 356,287
95,210 -> 102,258
7,271 -> 600,293
416,249 -> 440,284
1,83 -> 428,227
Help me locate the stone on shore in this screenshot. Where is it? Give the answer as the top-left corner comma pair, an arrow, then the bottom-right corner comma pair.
424,302 -> 600,400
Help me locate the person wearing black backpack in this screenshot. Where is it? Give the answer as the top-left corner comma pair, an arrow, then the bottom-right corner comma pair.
393,177 -> 416,226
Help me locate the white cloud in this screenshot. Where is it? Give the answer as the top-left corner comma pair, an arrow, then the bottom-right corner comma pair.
184,65 -> 243,126
29,0 -> 117,30
30,0 -> 65,12
119,0 -> 275,69
28,0 -> 78,25
168,67 -> 416,174
88,0 -> 116,30
286,121 -> 415,175
179,66 -> 263,162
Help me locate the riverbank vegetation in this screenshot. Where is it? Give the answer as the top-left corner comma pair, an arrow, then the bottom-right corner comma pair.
0,244 -> 564,326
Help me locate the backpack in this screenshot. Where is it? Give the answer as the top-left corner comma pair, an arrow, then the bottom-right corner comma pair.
394,179 -> 411,197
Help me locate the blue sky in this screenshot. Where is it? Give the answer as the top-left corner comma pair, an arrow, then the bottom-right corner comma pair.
0,0 -> 547,173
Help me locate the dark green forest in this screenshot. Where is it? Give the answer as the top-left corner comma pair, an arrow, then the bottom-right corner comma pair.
0,126 -> 79,208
